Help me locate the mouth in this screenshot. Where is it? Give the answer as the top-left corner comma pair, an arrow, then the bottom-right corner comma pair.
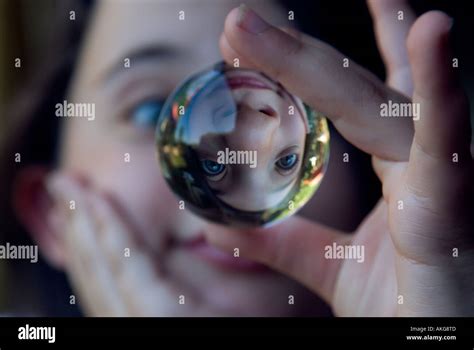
180,234 -> 269,273
226,72 -> 274,91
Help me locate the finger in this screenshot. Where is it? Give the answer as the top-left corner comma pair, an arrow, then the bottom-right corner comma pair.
408,11 -> 471,160
86,188 -> 216,316
402,11 -> 473,239
205,216 -> 350,305
221,5 -> 414,161
367,0 -> 416,94
47,174 -> 126,316
219,33 -> 254,68
278,26 -> 333,50
372,156 -> 406,202
86,192 -> 171,316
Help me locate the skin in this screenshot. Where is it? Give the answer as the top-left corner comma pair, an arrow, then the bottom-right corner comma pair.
17,0 -> 468,317
197,70 -> 307,211
15,0 -> 350,316
208,1 -> 474,316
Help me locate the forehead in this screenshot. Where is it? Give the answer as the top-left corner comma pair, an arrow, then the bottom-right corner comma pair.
79,0 -> 288,81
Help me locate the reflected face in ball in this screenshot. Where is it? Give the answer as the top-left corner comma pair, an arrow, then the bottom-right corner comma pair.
156,62 -> 329,227
196,69 -> 307,211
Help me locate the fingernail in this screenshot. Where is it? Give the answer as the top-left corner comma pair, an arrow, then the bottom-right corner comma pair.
237,4 -> 270,34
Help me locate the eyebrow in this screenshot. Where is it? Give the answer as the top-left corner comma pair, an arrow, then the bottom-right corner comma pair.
103,44 -> 184,82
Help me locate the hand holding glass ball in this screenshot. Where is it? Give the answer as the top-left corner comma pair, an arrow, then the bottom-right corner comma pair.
156,62 -> 329,227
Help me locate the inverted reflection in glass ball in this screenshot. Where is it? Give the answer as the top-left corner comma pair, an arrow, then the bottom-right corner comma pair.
156,62 -> 329,227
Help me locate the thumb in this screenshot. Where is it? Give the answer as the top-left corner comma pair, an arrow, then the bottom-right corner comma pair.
204,217 -> 350,305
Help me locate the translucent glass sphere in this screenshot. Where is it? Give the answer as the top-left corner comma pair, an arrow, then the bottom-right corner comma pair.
156,62 -> 330,227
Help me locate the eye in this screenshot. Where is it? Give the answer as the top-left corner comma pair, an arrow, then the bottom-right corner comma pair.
200,159 -> 227,181
129,100 -> 164,128
275,153 -> 298,174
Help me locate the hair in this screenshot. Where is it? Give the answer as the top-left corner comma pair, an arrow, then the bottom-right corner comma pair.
0,0 -> 95,316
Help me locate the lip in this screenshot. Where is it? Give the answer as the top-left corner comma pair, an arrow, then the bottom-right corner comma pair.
226,73 -> 274,91
181,234 -> 269,273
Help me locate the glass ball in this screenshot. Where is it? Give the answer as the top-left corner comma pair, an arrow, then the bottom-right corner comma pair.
156,62 -> 330,227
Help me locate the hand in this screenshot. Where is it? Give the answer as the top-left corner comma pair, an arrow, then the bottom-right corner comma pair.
46,174 -> 223,316
206,1 -> 474,316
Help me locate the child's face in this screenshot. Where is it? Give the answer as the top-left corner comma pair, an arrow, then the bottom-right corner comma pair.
58,0 -> 325,316
196,70 -> 307,211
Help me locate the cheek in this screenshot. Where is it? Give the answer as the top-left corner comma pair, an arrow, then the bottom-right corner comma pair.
281,112 -> 306,138
66,138 -> 179,246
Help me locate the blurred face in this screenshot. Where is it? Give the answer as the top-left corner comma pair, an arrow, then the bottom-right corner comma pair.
197,70 -> 308,211
61,0 -> 326,316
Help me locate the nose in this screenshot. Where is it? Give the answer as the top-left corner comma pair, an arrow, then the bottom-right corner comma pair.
227,101 -> 280,151
256,105 -> 278,118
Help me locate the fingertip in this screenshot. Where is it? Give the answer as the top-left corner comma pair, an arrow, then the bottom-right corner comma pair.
407,11 -> 455,99
219,32 -> 237,66
221,7 -> 261,68
219,32 -> 255,69
234,4 -> 271,34
204,223 -> 269,259
222,5 -> 290,69
407,11 -> 471,159
368,0 -> 413,15
223,6 -> 241,40
223,5 -> 272,49
203,223 -> 238,252
219,32 -> 229,57
407,10 -> 452,59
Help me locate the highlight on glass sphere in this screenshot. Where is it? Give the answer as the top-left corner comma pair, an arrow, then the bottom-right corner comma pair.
156,62 -> 330,227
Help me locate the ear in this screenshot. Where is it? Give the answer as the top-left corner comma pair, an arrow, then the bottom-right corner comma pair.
12,166 -> 66,269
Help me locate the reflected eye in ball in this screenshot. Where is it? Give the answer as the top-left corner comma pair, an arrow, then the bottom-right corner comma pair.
275,153 -> 298,175
200,159 -> 227,181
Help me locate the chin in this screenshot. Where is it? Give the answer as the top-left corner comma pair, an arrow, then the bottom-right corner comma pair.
165,249 -> 327,317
